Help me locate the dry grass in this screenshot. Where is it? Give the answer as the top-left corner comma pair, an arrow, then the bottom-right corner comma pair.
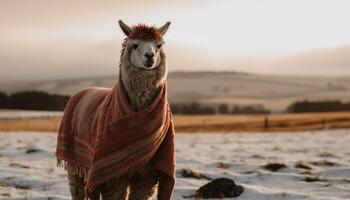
0,117 -> 61,132
0,112 -> 350,133
173,112 -> 350,132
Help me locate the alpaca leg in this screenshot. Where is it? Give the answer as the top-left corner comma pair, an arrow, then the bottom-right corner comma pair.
67,173 -> 85,200
101,175 -> 130,200
129,169 -> 159,200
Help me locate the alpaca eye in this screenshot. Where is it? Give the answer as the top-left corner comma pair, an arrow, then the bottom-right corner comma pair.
157,44 -> 162,49
132,44 -> 139,50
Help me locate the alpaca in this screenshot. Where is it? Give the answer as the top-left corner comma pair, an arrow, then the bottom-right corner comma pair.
58,20 -> 174,200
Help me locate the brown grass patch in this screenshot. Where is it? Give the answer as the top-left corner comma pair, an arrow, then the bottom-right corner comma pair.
173,112 -> 350,132
0,112 -> 350,133
0,117 -> 61,132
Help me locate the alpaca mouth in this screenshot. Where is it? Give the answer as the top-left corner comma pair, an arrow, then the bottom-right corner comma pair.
144,62 -> 154,68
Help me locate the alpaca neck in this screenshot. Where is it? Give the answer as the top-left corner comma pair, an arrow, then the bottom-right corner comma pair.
120,56 -> 167,111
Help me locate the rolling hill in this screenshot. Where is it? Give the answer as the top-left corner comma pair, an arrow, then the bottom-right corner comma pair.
1,71 -> 350,112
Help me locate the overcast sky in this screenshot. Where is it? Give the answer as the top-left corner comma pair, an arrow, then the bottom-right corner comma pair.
1,0 -> 350,82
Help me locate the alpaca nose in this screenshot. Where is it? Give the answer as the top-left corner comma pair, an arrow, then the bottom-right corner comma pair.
144,52 -> 155,60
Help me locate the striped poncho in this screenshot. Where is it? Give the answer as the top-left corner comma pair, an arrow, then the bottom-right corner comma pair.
56,79 -> 175,199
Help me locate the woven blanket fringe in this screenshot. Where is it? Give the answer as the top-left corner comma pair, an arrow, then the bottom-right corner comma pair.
57,159 -> 87,178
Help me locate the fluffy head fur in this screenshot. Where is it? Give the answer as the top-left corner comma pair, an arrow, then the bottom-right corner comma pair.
129,24 -> 163,41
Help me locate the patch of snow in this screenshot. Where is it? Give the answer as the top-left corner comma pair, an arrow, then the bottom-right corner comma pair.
0,130 -> 349,199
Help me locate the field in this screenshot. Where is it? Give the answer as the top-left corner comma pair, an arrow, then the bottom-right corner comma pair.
0,130 -> 349,199
1,110 -> 350,133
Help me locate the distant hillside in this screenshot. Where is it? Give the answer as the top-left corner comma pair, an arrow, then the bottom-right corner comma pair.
1,71 -> 350,112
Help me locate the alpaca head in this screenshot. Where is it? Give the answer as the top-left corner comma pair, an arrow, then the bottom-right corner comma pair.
118,20 -> 171,70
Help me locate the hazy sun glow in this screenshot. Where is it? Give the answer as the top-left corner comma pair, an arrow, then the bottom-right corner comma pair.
131,0 -> 350,58
0,0 -> 350,81
5,0 -> 350,57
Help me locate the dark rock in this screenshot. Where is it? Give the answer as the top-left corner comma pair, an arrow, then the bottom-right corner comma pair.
303,176 -> 325,182
295,162 -> 312,170
342,179 -> 350,183
251,154 -> 264,159
311,160 -> 338,167
13,183 -> 30,190
193,178 -> 244,198
9,163 -> 30,169
262,163 -> 287,172
180,168 -> 212,180
25,148 -> 42,154
216,162 -> 231,169
241,171 -> 255,174
0,192 -> 10,197
318,152 -> 336,158
0,181 -> 30,190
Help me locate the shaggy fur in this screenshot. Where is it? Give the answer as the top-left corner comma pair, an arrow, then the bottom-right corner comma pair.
120,37 -> 167,111
65,22 -> 170,200
128,24 -> 163,41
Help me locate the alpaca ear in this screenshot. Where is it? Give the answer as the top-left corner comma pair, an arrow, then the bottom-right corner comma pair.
118,20 -> 132,36
158,21 -> 171,36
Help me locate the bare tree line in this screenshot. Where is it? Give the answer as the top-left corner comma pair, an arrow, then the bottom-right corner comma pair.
1,91 -> 350,114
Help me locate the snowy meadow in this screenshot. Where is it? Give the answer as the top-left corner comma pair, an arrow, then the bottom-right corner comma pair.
0,130 -> 349,199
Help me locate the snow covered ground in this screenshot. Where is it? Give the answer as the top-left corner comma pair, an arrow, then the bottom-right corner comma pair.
0,130 -> 349,199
